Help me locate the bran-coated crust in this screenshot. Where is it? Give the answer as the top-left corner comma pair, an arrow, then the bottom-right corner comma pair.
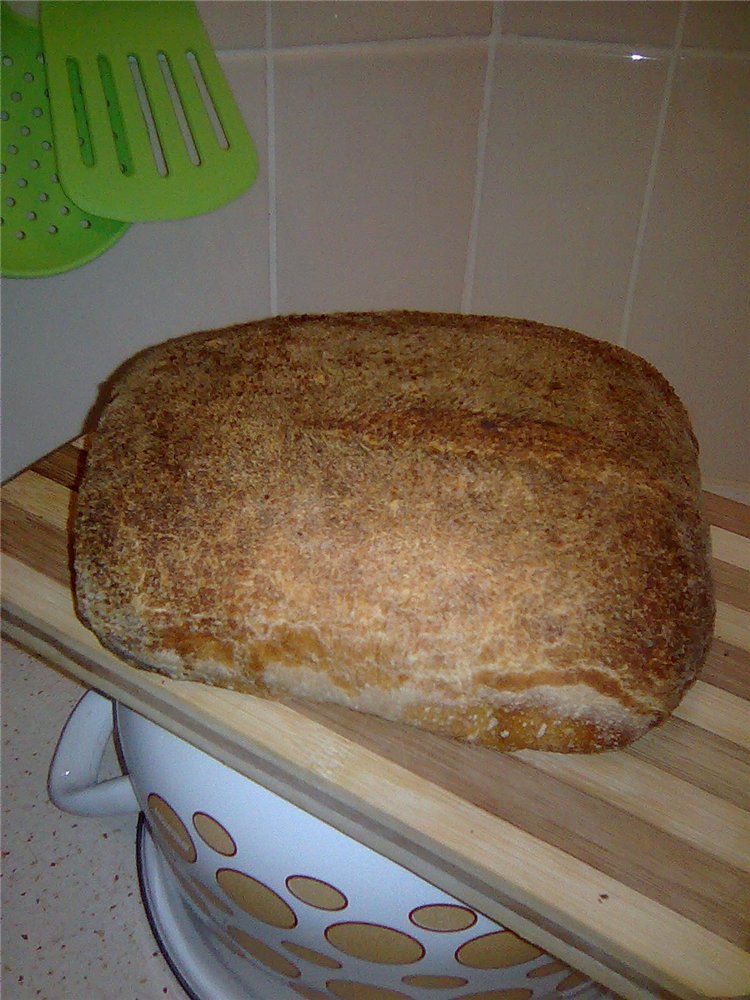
74,312 -> 714,752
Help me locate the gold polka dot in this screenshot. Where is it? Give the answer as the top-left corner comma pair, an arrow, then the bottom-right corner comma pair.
192,812 -> 237,856
227,926 -> 301,978
216,869 -> 297,928
288,986 -> 330,1000
458,991 -> 533,1000
409,903 -> 477,932
527,960 -> 569,979
325,922 -> 424,965
147,793 -> 196,863
456,930 -> 542,969
402,974 -> 469,988
282,940 -> 342,969
327,982 -> 413,1000
286,874 -> 348,911
557,970 -> 589,992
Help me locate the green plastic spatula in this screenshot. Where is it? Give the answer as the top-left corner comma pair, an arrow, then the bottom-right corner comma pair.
1,3 -> 129,277
40,0 -> 258,222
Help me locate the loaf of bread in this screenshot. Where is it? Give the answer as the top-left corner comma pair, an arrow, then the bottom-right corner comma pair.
74,312 -> 714,752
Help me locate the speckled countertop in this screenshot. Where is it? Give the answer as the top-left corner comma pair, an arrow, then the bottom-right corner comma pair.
1,639 -> 190,1000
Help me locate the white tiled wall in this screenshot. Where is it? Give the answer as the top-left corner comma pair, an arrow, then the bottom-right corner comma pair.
469,42 -> 668,337
2,1 -> 748,499
274,40 -> 487,314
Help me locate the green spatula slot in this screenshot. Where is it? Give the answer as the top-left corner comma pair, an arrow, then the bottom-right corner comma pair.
126,53 -> 168,177
65,57 -> 94,167
98,55 -> 134,176
68,53 -> 136,175
185,49 -> 230,151
157,51 -> 200,167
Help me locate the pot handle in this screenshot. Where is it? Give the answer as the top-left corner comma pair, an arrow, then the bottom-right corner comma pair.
48,689 -> 139,816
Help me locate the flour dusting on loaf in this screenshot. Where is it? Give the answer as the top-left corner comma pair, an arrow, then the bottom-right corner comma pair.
74,312 -> 714,752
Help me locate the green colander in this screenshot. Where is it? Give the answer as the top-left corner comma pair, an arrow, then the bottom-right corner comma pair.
0,3 -> 129,278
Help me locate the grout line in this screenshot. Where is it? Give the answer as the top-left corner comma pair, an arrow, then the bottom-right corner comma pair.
219,34 -> 493,58
499,34 -> 670,59
461,1 -> 503,314
618,2 -> 687,348
216,36 -> 749,62
265,2 -> 278,317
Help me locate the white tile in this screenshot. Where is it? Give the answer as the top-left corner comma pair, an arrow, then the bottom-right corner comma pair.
1,54 -> 268,480
274,42 -> 486,314
272,1 -> 492,47
471,42 -> 667,342
501,2 -> 680,48
682,1 -> 750,51
197,0 -> 266,51
626,57 -> 750,486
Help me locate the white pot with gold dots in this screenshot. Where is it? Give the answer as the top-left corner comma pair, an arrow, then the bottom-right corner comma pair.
49,691 -> 613,1000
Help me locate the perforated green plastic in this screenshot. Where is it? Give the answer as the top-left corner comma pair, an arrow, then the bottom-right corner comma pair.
1,3 -> 129,278
40,0 -> 259,222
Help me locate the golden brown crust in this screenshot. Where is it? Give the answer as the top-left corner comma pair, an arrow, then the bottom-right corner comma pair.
74,312 -> 715,752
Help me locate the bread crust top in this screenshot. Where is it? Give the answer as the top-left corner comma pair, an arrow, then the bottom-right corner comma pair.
74,312 -> 715,752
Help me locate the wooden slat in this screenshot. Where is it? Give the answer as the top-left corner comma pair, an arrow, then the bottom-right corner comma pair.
714,600 -> 750,653
0,500 -> 72,588
626,716 -> 750,812
712,558 -> 750,613
673,681 -> 750,751
704,491 -> 750,538
517,751 -> 750,874
701,638 -> 750,700
1,470 -> 73,533
711,525 -> 750,572
31,441 -> 88,492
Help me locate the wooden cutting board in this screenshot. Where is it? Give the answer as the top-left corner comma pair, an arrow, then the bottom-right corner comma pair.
2,437 -> 749,1000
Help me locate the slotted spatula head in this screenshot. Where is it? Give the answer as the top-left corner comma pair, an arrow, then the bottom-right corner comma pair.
40,0 -> 258,222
